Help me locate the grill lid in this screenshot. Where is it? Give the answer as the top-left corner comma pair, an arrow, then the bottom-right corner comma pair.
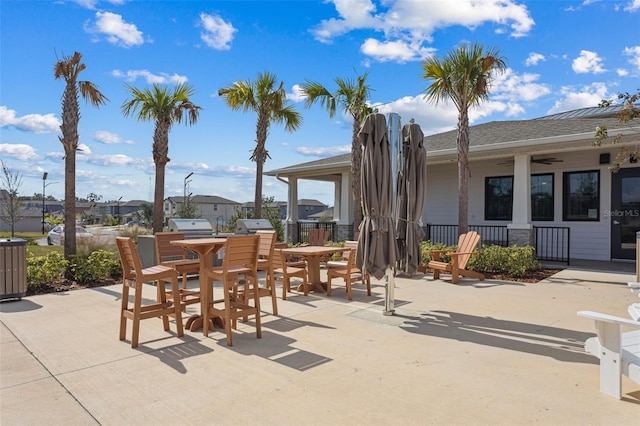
235,219 -> 273,234
167,218 -> 213,236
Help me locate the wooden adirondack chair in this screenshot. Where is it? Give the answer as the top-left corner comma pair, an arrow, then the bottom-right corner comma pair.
428,231 -> 485,284
308,228 -> 330,246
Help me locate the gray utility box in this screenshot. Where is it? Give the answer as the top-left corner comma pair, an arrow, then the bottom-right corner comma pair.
0,238 -> 27,301
235,219 -> 273,234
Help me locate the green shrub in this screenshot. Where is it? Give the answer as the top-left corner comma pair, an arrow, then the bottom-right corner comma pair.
71,250 -> 121,284
468,245 -> 541,278
419,241 -> 455,264
27,252 -> 68,291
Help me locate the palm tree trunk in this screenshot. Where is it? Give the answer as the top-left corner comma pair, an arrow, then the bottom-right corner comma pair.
62,82 -> 79,259
64,147 -> 77,258
253,113 -> 269,219
351,117 -> 363,231
457,108 -> 470,235
152,122 -> 170,233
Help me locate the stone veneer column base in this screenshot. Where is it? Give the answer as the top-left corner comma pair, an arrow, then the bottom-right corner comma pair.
507,225 -> 534,247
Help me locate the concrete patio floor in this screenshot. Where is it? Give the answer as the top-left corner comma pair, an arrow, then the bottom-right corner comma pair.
1,264 -> 639,425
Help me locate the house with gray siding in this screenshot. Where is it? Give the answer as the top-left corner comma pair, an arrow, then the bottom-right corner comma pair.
265,106 -> 639,262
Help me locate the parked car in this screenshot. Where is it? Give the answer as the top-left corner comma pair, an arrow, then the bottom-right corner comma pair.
47,225 -> 93,245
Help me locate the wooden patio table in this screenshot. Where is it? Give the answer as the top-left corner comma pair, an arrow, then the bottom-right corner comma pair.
281,245 -> 347,293
170,237 -> 227,333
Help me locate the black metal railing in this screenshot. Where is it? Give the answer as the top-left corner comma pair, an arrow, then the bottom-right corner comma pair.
296,222 -> 336,243
533,226 -> 570,265
426,224 -> 509,247
426,223 -> 571,265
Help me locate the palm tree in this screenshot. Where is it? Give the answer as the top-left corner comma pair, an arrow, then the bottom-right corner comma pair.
300,72 -> 372,230
122,83 -> 201,233
54,51 -> 108,259
218,71 -> 302,219
421,43 -> 506,235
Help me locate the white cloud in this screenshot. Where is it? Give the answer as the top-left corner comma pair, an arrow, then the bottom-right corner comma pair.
73,0 -> 98,8
77,143 -> 92,155
572,50 -> 606,74
546,82 -> 609,114
623,46 -> 640,72
111,69 -> 188,84
624,0 -> 640,12
525,52 -> 545,66
287,84 -> 307,102
372,95 -> 458,135
296,145 -> 351,157
0,106 -> 60,134
199,13 -> 236,50
313,0 -> 534,63
0,143 -> 39,161
84,11 -> 145,48
94,130 -> 134,145
492,69 -> 551,103
617,68 -> 630,76
360,38 -> 436,62
82,153 -> 138,166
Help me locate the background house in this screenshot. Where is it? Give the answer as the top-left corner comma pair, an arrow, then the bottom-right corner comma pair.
164,195 -> 240,231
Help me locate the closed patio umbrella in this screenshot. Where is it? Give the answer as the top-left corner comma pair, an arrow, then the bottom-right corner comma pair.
356,112 -> 398,313
396,120 -> 427,275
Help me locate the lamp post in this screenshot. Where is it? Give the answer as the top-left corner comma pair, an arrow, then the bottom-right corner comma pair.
184,172 -> 194,216
117,196 -> 122,225
41,172 -> 48,234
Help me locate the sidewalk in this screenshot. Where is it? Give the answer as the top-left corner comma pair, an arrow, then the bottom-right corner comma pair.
2,266 -> 639,425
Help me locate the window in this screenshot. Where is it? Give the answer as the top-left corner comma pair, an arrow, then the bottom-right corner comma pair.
485,176 -> 513,220
563,170 -> 600,221
531,174 -> 554,221
214,204 -> 218,211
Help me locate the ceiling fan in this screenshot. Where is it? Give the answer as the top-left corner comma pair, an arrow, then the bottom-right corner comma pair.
531,157 -> 563,165
497,157 -> 564,166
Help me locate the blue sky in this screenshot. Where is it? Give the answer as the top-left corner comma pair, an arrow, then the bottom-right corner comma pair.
1,0 -> 639,207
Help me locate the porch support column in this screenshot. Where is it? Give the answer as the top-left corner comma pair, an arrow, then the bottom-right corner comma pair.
508,154 -> 534,247
286,177 -> 299,243
338,170 -> 354,239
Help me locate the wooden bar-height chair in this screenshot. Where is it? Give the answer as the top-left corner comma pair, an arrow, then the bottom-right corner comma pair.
272,248 -> 309,299
326,242 -> 371,300
202,235 -> 262,346
254,230 -> 278,315
154,232 -> 201,309
116,237 -> 184,348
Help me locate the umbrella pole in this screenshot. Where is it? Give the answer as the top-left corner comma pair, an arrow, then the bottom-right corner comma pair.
385,112 -> 401,316
383,267 -> 396,315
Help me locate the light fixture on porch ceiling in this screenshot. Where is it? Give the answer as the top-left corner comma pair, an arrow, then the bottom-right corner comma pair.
497,156 -> 564,166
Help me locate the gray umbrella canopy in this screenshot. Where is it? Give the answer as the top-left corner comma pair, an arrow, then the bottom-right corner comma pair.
396,122 -> 427,275
356,113 -> 398,280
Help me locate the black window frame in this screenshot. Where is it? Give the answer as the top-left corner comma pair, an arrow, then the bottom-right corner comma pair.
484,175 -> 514,221
562,170 -> 600,221
531,173 -> 554,221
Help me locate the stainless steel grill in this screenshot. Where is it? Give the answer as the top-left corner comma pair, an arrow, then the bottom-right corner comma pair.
167,218 -> 214,239
235,219 -> 274,234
